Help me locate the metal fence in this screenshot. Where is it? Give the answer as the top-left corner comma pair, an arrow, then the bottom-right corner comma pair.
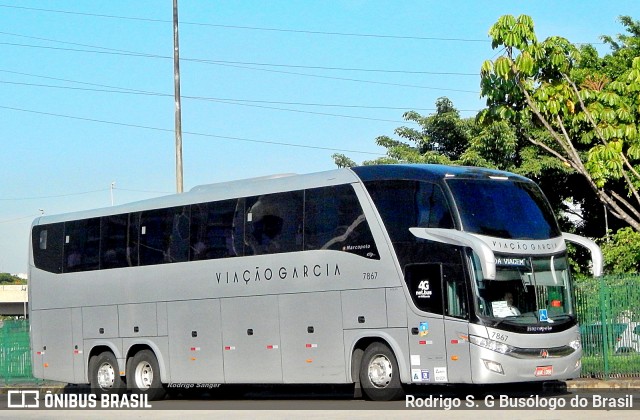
0,276 -> 639,384
0,319 -> 35,384
575,275 -> 640,378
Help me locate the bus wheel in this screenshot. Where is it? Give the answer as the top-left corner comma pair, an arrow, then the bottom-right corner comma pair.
359,342 -> 404,401
127,350 -> 166,401
89,351 -> 125,395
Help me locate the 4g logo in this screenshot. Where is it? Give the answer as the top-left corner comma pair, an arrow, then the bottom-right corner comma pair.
7,390 -> 40,408
416,280 -> 433,298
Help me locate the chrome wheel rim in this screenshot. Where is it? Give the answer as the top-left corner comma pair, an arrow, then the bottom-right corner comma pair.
97,362 -> 116,389
134,361 -> 154,389
367,354 -> 392,388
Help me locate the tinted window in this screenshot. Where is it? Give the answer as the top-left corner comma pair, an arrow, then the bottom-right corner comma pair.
63,218 -> 101,272
364,180 -> 454,243
100,214 -> 139,269
190,199 -> 240,260
32,223 -> 64,273
244,191 -> 304,255
139,206 -> 190,265
447,179 -> 560,239
305,184 -> 379,259
444,264 -> 468,319
405,263 -> 443,314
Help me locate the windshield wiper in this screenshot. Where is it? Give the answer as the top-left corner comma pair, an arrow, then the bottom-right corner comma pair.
492,315 -> 519,328
549,314 -> 573,322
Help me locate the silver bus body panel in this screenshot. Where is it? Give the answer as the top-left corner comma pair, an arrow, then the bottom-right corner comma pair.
279,291 -> 346,383
167,299 -> 224,384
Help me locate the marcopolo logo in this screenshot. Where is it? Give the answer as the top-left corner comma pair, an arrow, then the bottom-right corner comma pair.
8,390 -> 40,408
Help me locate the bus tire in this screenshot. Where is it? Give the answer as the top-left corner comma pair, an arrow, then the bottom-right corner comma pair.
358,342 -> 404,401
89,351 -> 125,395
127,349 -> 166,401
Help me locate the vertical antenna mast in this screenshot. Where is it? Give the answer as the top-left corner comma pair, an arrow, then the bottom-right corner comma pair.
173,0 -> 184,193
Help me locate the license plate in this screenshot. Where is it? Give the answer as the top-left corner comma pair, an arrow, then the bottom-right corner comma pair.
535,366 -> 553,377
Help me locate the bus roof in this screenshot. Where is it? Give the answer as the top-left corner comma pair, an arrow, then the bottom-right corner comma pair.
351,164 -> 531,183
32,164 -> 531,226
32,168 -> 357,225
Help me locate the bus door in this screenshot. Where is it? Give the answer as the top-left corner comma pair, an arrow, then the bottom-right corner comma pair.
405,263 -> 471,384
405,263 -> 447,384
441,264 -> 472,383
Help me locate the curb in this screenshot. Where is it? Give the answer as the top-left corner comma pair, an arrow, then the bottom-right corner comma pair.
567,379 -> 640,389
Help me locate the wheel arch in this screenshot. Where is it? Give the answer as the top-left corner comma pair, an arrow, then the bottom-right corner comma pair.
124,341 -> 170,384
87,342 -> 125,381
347,332 -> 410,385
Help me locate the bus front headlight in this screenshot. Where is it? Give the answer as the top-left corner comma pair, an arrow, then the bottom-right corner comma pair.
469,335 -> 515,355
569,337 -> 581,351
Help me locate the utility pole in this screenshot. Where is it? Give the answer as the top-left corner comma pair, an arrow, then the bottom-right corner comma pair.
173,0 -> 184,193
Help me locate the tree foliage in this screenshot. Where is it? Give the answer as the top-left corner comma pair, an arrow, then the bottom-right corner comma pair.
601,227 -> 640,273
0,273 -> 26,285
480,15 -> 640,232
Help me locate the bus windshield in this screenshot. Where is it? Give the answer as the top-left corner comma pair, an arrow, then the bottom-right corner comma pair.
473,253 -> 574,325
446,179 -> 560,240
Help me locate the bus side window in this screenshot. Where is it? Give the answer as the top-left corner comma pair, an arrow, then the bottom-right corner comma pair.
63,218 -> 100,273
245,191 -> 303,255
101,213 -> 139,269
364,180 -> 454,244
139,206 -> 189,265
304,185 -> 379,259
405,263 -> 443,314
443,265 -> 468,319
190,199 -> 239,260
32,223 -> 64,273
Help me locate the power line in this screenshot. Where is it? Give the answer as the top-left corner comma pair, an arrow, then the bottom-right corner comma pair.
0,4 -> 606,45
0,105 -> 387,156
0,80 -> 426,124
0,187 -> 172,204
0,70 -> 481,112
0,4 -> 491,43
0,189 -> 108,201
0,30 -> 479,76
0,41 -> 480,94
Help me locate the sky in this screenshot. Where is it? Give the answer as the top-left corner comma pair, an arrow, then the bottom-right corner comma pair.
1,0 -> 638,275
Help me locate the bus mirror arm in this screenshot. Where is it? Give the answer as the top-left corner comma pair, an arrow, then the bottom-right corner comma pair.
409,228 -> 496,280
561,232 -> 603,277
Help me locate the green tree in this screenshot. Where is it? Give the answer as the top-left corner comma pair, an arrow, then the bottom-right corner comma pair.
480,15 -> 640,232
0,273 -> 26,285
601,227 -> 640,273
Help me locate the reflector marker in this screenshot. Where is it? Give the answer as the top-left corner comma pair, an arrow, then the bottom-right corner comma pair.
305,344 -> 318,348
224,346 -> 236,351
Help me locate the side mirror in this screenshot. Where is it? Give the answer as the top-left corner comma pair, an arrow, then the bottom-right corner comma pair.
409,228 -> 496,280
561,233 -> 603,277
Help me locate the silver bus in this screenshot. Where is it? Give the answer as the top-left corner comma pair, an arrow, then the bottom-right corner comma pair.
28,164 -> 602,401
